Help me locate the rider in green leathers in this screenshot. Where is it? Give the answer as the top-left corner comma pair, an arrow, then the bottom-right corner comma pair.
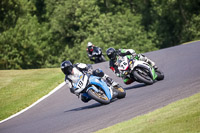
106,48 -> 158,85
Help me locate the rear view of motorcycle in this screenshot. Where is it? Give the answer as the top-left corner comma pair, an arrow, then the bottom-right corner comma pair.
90,47 -> 106,63
117,56 -> 164,85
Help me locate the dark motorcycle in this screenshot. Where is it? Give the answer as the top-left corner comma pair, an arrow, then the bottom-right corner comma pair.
90,47 -> 106,63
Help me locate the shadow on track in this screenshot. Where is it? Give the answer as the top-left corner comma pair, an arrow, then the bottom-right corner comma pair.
124,83 -> 146,90
64,98 -> 119,113
64,103 -> 103,112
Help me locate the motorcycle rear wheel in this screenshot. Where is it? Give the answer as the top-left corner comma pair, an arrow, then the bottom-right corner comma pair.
133,68 -> 154,85
100,55 -> 106,62
87,89 -> 110,104
113,85 -> 126,99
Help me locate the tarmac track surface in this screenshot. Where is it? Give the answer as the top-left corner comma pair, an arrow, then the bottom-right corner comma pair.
0,41 -> 200,133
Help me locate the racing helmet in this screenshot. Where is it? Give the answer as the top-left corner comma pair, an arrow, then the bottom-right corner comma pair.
61,61 -> 73,75
87,42 -> 94,52
106,48 -> 116,60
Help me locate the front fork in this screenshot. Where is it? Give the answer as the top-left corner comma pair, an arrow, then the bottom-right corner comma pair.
151,67 -> 157,80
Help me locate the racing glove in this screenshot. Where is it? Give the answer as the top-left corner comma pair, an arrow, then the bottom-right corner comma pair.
116,72 -> 124,78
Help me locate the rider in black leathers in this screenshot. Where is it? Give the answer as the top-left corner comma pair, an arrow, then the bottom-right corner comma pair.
86,42 -> 105,63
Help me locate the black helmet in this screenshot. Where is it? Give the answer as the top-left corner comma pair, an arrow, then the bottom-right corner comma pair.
106,48 -> 116,60
61,61 -> 73,75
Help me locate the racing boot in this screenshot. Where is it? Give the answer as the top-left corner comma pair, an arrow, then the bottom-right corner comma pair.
123,77 -> 134,85
105,77 -> 116,87
106,77 -> 124,92
138,54 -> 158,70
112,80 -> 126,99
107,78 -> 120,98
147,58 -> 158,70
153,65 -> 158,70
105,77 -> 126,98
81,94 -> 91,103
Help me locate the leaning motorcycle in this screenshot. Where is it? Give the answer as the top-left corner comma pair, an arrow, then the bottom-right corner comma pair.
116,55 -> 164,85
91,47 -> 106,63
73,74 -> 126,104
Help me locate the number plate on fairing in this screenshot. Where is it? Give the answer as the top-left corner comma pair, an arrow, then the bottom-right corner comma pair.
74,75 -> 88,93
117,56 -> 129,71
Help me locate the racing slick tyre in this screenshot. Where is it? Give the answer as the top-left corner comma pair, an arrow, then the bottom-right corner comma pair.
87,88 -> 110,104
133,68 -> 154,85
155,69 -> 164,80
113,85 -> 126,99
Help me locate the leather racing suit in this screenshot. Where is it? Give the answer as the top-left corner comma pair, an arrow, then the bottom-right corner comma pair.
64,63 -> 119,102
109,49 -> 156,85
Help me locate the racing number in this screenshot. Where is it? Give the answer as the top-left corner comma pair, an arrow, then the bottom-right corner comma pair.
122,62 -> 128,69
77,81 -> 83,88
123,62 -> 127,66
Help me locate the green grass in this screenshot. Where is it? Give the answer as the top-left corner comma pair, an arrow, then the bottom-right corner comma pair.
0,68 -> 64,121
96,93 -> 200,133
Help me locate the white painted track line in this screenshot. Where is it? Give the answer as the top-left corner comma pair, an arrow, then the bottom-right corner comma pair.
0,82 -> 66,124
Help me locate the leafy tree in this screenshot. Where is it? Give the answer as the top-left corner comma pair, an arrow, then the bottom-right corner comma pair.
141,0 -> 200,48
0,0 -> 22,32
0,14 -> 49,69
0,0 -> 200,69
90,11 -> 157,51
182,14 -> 200,42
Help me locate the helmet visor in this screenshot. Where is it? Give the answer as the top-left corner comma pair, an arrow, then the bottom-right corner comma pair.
64,65 -> 73,75
88,46 -> 93,52
108,52 -> 116,60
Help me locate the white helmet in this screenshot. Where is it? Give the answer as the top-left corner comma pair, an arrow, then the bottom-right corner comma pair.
87,42 -> 93,47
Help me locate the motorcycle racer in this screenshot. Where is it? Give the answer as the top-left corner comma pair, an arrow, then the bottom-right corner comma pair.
61,60 -> 122,103
86,42 -> 105,63
106,48 -> 158,85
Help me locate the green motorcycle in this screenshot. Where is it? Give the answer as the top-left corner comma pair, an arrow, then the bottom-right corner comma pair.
116,55 -> 164,85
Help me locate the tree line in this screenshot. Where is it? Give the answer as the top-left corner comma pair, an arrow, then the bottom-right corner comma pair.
0,0 -> 200,69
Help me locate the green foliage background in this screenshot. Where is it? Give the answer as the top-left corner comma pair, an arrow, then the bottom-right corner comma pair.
0,0 -> 200,69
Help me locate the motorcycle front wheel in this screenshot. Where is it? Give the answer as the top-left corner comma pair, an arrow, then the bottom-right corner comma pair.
133,68 -> 154,85
87,88 -> 110,104
155,69 -> 164,80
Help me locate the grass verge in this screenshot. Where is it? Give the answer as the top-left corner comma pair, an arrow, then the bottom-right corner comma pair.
96,92 -> 200,133
0,68 -> 63,121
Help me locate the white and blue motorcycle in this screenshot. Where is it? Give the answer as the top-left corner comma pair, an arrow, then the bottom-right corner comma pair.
73,74 -> 126,104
